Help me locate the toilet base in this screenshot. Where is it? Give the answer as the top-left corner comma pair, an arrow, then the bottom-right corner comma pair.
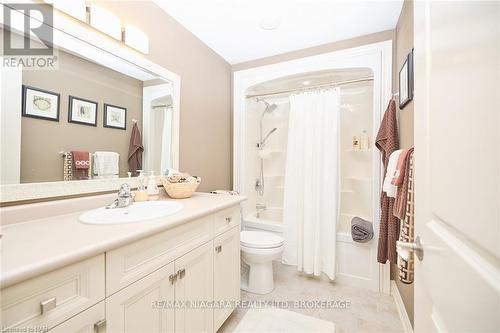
241,259 -> 275,294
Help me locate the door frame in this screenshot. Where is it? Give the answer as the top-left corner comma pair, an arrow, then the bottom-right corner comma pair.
233,40 -> 393,293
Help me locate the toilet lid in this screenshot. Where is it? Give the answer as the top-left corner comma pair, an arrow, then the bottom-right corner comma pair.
240,231 -> 284,249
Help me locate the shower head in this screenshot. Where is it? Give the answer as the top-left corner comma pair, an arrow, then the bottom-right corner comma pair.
258,99 -> 278,114
260,127 -> 278,146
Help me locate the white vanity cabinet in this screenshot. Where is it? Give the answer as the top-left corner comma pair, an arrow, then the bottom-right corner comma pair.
0,204 -> 242,333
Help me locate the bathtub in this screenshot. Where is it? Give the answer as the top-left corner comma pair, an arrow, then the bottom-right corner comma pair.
243,207 -> 283,233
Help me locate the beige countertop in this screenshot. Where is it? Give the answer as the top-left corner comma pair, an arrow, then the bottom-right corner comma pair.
0,192 -> 245,288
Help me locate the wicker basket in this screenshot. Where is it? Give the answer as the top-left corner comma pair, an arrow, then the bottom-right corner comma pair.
161,178 -> 200,199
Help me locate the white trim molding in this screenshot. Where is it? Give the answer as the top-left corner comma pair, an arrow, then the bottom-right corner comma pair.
391,280 -> 414,333
232,40 -> 393,293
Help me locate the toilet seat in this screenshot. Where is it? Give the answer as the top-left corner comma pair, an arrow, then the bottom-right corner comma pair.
240,231 -> 284,249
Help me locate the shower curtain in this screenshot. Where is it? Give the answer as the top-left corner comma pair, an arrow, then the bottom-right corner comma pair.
282,88 -> 340,280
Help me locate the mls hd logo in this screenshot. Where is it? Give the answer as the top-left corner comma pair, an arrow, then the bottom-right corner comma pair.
3,3 -> 57,69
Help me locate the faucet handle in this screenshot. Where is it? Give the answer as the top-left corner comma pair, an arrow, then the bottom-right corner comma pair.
118,183 -> 132,197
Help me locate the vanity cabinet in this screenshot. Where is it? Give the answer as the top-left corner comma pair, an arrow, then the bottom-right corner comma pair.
213,227 -> 241,331
1,205 -> 241,333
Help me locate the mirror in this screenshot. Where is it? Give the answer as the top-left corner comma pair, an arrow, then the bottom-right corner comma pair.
1,28 -> 179,190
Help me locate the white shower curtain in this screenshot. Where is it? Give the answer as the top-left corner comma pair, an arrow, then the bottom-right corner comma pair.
282,88 -> 340,280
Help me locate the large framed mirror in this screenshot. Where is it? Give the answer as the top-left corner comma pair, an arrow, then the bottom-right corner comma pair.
0,5 -> 180,204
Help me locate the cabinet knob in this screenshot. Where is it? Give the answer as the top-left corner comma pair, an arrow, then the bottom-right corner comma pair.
40,297 -> 56,314
94,319 -> 106,333
169,273 -> 178,284
215,245 -> 222,253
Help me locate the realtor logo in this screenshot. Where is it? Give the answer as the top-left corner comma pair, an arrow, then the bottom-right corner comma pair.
2,3 -> 57,69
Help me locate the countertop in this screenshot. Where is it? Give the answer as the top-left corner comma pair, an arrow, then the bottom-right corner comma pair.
0,193 -> 245,288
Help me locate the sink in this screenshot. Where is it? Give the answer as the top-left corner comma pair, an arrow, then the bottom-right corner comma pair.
79,201 -> 183,225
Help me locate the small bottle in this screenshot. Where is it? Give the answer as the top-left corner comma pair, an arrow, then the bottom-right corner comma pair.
352,136 -> 360,150
360,130 -> 369,150
134,170 -> 148,202
147,171 -> 159,200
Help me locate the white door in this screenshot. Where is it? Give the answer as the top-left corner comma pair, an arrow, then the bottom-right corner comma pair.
213,227 -> 240,331
174,242 -> 214,333
413,1 -> 500,332
106,263 -> 176,333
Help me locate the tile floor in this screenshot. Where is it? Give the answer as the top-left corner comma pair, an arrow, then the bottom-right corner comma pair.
218,262 -> 404,333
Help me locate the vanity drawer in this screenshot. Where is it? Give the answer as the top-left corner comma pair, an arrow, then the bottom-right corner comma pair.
214,206 -> 240,236
1,255 -> 105,330
106,215 -> 213,296
49,301 -> 105,333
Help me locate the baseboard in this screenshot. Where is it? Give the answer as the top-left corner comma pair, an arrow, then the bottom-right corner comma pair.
390,280 -> 413,333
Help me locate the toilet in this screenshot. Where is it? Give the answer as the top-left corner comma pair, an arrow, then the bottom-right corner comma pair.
240,230 -> 284,294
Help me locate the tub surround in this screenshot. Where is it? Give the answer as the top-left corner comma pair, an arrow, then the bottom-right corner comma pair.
0,192 -> 245,288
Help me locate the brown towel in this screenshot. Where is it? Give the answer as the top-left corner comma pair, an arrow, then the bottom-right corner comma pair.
375,99 -> 400,264
398,155 -> 415,284
128,122 -> 144,176
394,148 -> 414,219
70,151 -> 90,180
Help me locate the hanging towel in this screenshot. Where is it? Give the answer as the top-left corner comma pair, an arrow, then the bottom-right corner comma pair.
392,148 -> 413,186
398,154 -> 415,284
71,151 -> 91,180
128,122 -> 144,176
383,149 -> 403,197
351,217 -> 374,243
94,151 -> 119,177
394,148 -> 414,220
375,99 -> 400,264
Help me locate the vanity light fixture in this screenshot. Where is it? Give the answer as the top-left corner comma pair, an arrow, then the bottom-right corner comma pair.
47,0 -> 86,22
88,5 -> 122,40
123,25 -> 150,54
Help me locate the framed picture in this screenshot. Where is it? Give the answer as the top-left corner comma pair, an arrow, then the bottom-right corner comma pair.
399,50 -> 414,109
68,96 -> 98,126
103,104 -> 127,130
22,85 -> 60,122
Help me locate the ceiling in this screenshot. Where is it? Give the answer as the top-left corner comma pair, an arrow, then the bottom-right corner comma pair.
153,0 -> 403,64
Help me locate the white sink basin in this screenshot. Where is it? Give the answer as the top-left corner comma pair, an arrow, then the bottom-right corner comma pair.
79,201 -> 183,225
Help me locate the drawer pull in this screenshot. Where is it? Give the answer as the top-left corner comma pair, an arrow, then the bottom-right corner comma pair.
178,268 -> 186,279
94,319 -> 106,333
225,216 -> 232,223
40,297 -> 56,314
169,273 -> 178,284
215,245 -> 222,253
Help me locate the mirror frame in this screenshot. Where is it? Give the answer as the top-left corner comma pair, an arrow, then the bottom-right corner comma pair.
0,3 -> 180,204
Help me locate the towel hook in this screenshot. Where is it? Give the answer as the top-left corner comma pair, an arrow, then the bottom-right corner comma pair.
131,118 -> 137,123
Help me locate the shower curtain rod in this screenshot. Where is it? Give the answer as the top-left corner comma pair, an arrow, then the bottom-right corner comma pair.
245,76 -> 374,99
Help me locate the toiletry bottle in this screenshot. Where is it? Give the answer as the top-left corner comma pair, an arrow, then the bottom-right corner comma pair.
147,171 -> 159,200
352,135 -> 360,150
134,170 -> 148,202
360,130 -> 369,150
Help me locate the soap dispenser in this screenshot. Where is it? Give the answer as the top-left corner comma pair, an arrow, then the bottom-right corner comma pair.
147,171 -> 159,200
134,170 -> 148,202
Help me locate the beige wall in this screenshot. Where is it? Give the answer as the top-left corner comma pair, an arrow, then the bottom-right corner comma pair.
391,0 -> 415,326
93,1 -> 232,192
232,30 -> 395,71
21,50 -> 143,183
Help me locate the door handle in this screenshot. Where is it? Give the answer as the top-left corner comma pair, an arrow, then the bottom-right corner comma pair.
94,319 -> 106,333
177,268 -> 186,279
225,216 -> 232,223
169,272 -> 178,284
215,245 -> 222,253
396,236 -> 424,261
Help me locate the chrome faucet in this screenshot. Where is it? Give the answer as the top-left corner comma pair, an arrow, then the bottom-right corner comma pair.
106,183 -> 134,209
256,203 -> 266,218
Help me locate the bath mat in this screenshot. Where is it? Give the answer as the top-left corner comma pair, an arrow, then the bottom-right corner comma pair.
233,308 -> 335,333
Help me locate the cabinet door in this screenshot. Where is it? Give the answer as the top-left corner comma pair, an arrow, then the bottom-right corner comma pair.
174,242 -> 214,333
106,263 -> 175,333
213,227 -> 240,331
50,302 -> 105,333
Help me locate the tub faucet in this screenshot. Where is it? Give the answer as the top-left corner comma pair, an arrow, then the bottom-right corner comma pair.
106,183 -> 134,209
256,203 -> 266,218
